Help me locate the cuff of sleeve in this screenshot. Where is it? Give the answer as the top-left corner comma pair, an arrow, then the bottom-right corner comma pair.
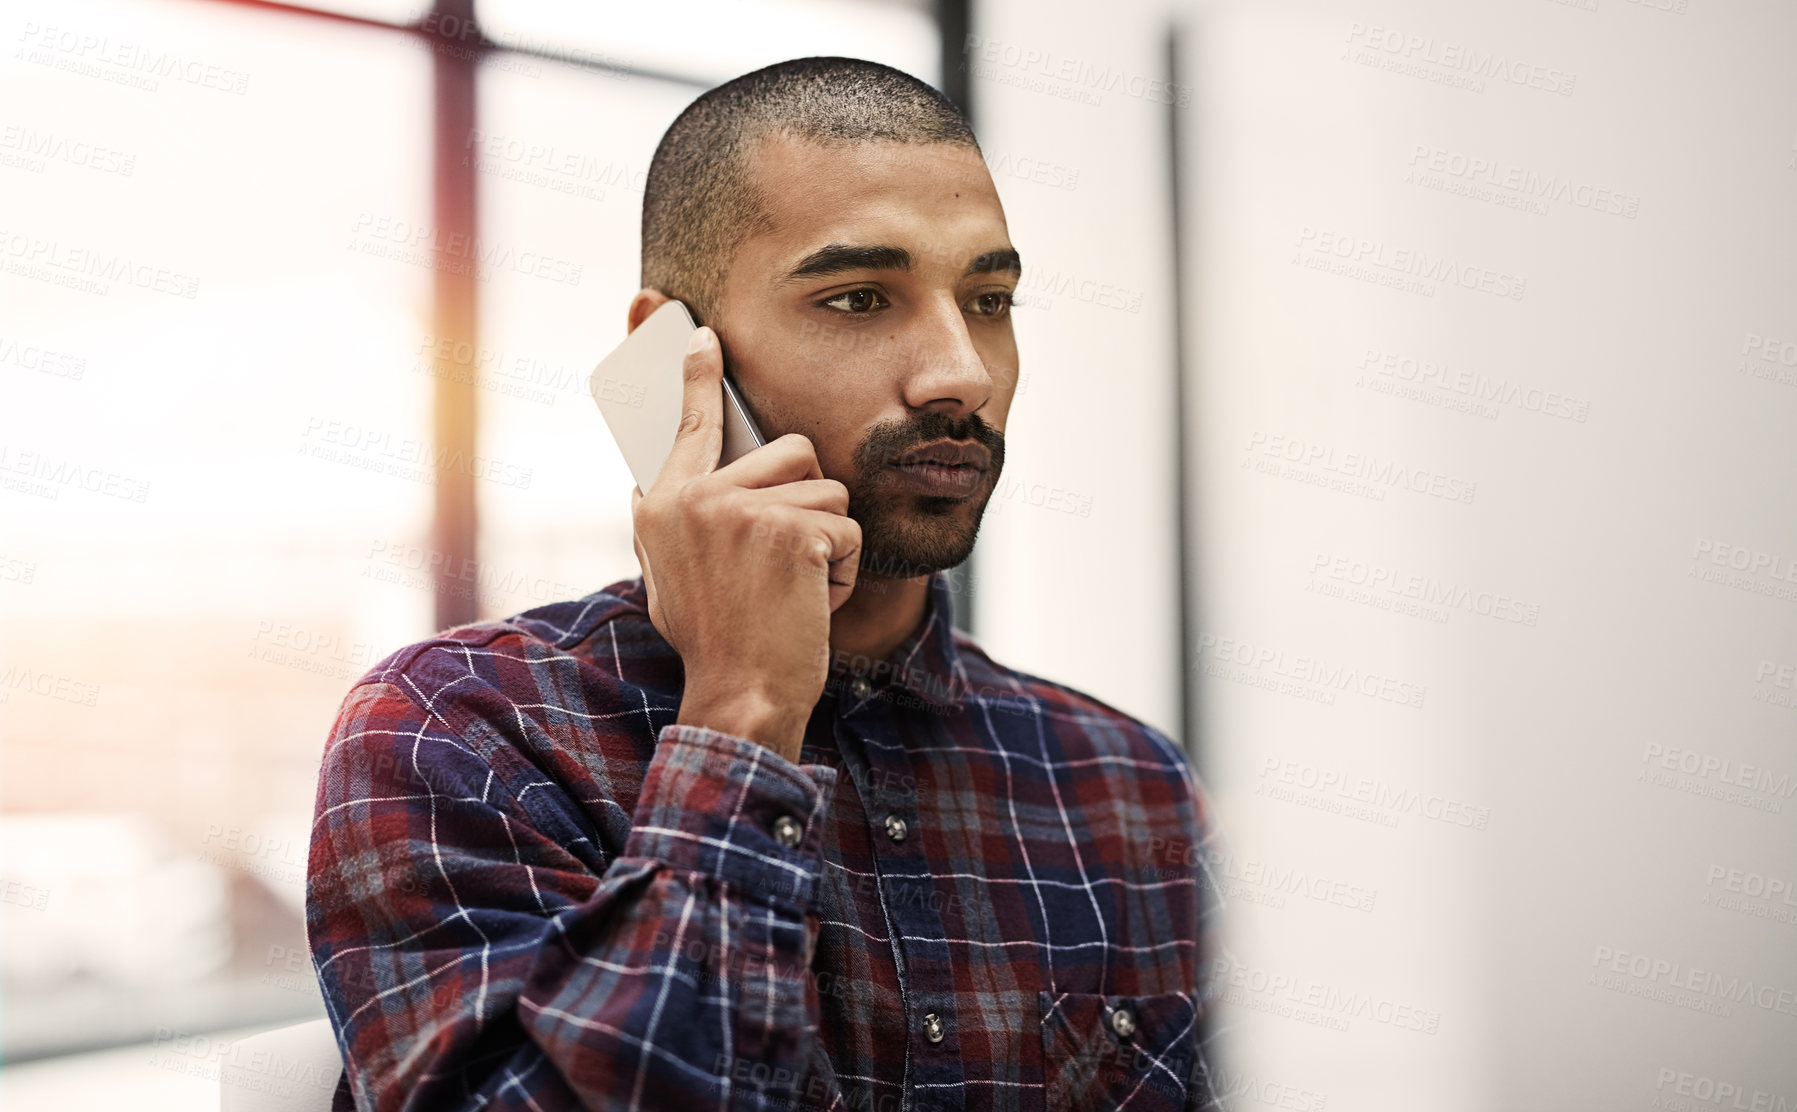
623,724 -> 839,913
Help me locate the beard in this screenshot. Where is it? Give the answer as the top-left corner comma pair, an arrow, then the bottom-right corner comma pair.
844,409 -> 1006,581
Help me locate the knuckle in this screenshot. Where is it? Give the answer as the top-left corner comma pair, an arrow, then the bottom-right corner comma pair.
721,495 -> 761,533
775,510 -> 806,540
677,407 -> 709,436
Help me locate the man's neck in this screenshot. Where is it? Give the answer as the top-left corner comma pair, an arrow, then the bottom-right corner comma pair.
829,572 -> 932,664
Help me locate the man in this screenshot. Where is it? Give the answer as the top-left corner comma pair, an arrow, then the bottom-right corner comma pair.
308,56 -> 1224,1112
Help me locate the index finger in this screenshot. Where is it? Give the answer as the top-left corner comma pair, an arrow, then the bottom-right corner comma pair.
656,325 -> 725,487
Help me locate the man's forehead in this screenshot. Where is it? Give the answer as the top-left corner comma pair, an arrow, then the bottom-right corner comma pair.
740,134 -> 1011,277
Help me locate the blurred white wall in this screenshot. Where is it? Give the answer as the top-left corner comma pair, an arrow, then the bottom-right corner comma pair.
969,0 -> 1186,739
973,0 -> 1797,1108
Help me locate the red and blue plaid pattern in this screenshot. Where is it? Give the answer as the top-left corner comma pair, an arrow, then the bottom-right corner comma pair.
307,571 -> 1225,1111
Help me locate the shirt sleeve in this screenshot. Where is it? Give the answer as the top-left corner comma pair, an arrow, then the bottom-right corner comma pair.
306,679 -> 840,1112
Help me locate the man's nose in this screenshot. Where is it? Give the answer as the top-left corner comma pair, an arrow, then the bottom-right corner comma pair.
898,296 -> 995,416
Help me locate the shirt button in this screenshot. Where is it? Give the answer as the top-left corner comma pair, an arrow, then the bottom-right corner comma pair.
883,814 -> 908,842
922,1013 -> 944,1044
849,677 -> 873,701
1109,1006 -> 1136,1038
772,815 -> 804,848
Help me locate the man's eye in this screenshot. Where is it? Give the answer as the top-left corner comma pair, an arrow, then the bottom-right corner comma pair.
967,291 -> 1014,318
822,288 -> 887,313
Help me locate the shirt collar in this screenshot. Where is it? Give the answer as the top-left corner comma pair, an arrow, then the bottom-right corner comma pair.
825,570 -> 967,714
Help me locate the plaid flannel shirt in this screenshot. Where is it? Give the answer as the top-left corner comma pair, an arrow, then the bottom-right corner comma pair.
307,570 -> 1225,1112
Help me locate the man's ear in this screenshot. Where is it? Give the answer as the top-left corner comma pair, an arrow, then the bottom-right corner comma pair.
626,289 -> 673,334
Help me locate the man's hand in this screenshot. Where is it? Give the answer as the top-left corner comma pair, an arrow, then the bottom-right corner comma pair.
630,325 -> 861,763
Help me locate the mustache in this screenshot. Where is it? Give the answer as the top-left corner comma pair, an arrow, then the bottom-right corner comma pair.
853,411 -> 1006,476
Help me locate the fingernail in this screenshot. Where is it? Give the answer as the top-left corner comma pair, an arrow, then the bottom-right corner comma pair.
686,327 -> 709,354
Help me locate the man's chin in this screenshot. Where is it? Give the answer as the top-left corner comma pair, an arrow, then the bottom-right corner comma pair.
853,519 -> 980,585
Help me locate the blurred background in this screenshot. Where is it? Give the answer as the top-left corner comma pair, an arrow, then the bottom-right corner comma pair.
1,0 -> 1792,1108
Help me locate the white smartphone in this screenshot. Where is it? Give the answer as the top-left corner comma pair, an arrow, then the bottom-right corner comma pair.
588,300 -> 765,492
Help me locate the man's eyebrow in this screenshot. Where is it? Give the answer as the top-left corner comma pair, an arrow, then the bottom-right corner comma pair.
779,244 -> 912,284
966,248 -> 1021,277
777,244 -> 1023,285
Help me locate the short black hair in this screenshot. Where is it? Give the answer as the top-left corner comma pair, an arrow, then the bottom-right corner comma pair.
641,56 -> 978,322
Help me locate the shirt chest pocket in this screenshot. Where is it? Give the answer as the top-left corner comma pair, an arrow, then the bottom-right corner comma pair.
1039,990 -> 1197,1112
